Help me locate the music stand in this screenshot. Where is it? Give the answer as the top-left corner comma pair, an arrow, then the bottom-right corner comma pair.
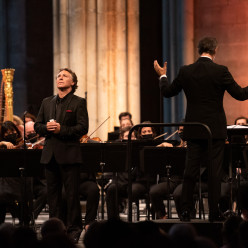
140,146 -> 186,218
80,143 -> 127,219
0,149 -> 44,226
225,126 -> 248,216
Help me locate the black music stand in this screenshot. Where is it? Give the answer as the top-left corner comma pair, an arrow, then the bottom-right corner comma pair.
81,143 -> 105,219
226,126 -> 248,216
0,149 -> 43,226
140,147 -> 186,218
80,143 -> 127,219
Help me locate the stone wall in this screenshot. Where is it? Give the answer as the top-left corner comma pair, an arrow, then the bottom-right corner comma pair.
194,0 -> 248,124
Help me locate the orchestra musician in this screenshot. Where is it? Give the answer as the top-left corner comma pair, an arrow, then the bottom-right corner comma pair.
13,115 -> 24,138
231,116 -> 248,220
154,37 -> 248,222
149,125 -> 185,219
61,172 -> 100,231
0,120 -> 32,225
23,112 -> 36,123
34,68 -> 88,243
105,126 -> 137,219
0,121 -> 23,147
108,112 -> 133,141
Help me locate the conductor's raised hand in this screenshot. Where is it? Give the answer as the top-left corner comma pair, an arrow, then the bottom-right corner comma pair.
154,60 -> 167,77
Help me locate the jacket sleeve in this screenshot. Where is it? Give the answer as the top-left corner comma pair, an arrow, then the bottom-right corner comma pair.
159,68 -> 183,98
222,66 -> 248,101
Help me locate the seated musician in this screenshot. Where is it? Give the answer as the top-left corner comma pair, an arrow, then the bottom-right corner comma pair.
232,116 -> 248,220
149,125 -> 185,219
13,115 -> 24,138
23,112 -> 36,123
0,121 -> 32,225
105,126 -> 138,219
25,121 -> 45,148
173,167 -> 230,220
0,121 -> 23,148
108,112 -> 133,141
0,140 -> 14,149
230,116 -> 248,143
61,172 -> 100,230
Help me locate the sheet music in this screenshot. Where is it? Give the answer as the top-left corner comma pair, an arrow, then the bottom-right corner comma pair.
227,125 -> 248,129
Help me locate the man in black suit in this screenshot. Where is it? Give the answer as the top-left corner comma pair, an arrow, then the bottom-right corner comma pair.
154,37 -> 248,221
34,68 -> 88,242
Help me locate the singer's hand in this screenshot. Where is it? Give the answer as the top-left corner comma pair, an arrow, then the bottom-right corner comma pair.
47,121 -> 61,134
154,60 -> 167,76
47,121 -> 58,132
53,122 -> 61,134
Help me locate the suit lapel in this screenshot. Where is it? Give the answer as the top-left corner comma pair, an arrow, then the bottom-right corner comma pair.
49,95 -> 57,121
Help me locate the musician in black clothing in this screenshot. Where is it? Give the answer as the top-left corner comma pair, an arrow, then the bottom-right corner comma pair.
107,112 -> 133,141
231,116 -> 248,220
0,121 -> 32,225
149,126 -> 185,219
61,172 -> 99,230
173,168 -> 231,219
105,126 -> 137,219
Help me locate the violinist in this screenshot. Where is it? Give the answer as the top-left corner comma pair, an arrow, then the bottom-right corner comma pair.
0,121 -> 23,148
144,123 -> 183,219
13,115 -> 24,138
108,112 -> 133,141
0,140 -> 14,149
0,120 -> 32,225
25,121 -> 44,149
105,126 -> 137,219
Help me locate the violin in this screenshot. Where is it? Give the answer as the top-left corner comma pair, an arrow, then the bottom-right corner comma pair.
14,135 -> 42,149
80,116 -> 110,143
30,137 -> 45,149
80,135 -> 101,143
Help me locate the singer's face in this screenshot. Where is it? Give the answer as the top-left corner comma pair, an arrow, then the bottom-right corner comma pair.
56,70 -> 75,91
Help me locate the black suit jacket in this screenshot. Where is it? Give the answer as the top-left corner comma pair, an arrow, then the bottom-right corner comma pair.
34,93 -> 88,164
160,57 -> 248,139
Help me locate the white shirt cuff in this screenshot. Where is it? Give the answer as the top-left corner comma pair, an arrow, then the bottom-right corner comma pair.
159,75 -> 167,79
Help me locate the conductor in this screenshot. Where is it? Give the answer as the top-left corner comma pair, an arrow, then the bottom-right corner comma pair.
154,37 -> 248,221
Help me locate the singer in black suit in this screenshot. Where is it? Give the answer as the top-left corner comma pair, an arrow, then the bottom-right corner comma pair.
34,68 -> 88,242
154,37 -> 248,221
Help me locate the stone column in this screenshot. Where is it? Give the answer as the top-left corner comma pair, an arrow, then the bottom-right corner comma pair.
86,0 -> 98,134
96,0 -> 109,139
53,0 -> 140,140
127,0 -> 140,125
53,0 -> 70,94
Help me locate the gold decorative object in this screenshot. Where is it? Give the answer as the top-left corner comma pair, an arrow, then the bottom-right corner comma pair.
0,68 -> 15,123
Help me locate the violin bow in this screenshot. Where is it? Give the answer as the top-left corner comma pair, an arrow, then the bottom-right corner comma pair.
154,132 -> 168,140
83,116 -> 110,143
164,130 -> 178,140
